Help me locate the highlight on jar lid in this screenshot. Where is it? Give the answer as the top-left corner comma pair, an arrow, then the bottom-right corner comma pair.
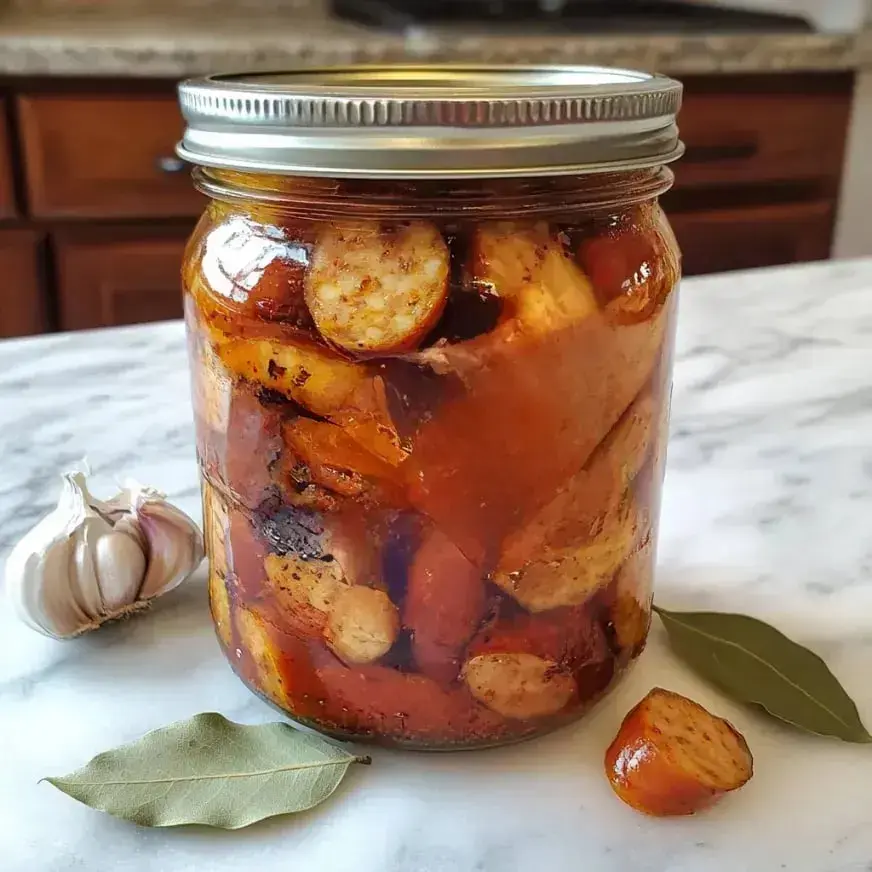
176,65 -> 684,179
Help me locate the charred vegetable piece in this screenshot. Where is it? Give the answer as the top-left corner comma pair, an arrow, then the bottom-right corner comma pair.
324,585 -> 400,664
493,496 -> 645,613
610,539 -> 654,657
405,528 -> 486,683
246,257 -> 313,327
305,220 -> 450,355
314,664 -> 509,742
334,411 -> 409,469
264,552 -> 346,637
320,505 -> 386,588
599,387 -> 657,488
220,382 -> 284,510
382,511 -> 422,605
233,606 -> 288,707
215,335 -> 367,417
261,502 -> 398,660
471,222 -> 598,334
462,609 -> 610,719
187,320 -> 232,486
219,339 -> 407,474
272,453 -> 342,513
282,418 -> 403,500
203,483 -> 232,647
376,359 -> 462,443
605,688 -> 753,816
578,212 -> 679,325
190,337 -> 233,437
265,554 -> 399,662
257,496 -> 383,579
463,652 -> 575,720
611,593 -> 651,661
252,497 -> 327,560
226,511 -> 270,599
435,287 -> 504,344
209,571 -> 233,649
491,382 -> 658,593
425,230 -> 504,345
405,298 -> 668,563
495,454 -> 620,573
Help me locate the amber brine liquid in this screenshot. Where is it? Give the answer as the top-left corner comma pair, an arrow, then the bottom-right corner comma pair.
184,171 -> 680,748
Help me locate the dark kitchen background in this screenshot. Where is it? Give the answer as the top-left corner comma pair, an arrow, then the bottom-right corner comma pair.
0,0 -> 868,337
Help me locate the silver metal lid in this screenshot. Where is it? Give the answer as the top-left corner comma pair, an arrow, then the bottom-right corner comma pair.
177,65 -> 683,179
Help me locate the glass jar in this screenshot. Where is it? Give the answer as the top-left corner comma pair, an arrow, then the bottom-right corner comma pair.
177,67 -> 683,749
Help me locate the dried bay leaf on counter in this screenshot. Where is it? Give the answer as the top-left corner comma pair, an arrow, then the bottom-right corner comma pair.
654,606 -> 872,744
43,713 -> 371,829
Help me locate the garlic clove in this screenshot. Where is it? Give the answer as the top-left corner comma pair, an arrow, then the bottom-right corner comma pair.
9,545 -> 55,636
135,499 -> 205,600
113,513 -> 146,552
6,473 -> 90,638
36,536 -> 87,638
65,477 -> 110,625
90,524 -> 146,615
71,518 -> 109,621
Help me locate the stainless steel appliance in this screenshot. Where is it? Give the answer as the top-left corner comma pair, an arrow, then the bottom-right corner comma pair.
330,0 -> 813,32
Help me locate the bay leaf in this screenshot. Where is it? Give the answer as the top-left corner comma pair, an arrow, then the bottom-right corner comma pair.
43,712 -> 371,828
654,606 -> 872,743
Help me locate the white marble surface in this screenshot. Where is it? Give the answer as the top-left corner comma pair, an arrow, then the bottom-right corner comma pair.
2,259 -> 872,871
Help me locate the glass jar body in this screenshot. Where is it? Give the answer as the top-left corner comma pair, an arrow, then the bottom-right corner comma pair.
183,170 -> 681,749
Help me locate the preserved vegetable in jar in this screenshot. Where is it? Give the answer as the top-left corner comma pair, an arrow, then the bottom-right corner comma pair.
177,66 -> 684,748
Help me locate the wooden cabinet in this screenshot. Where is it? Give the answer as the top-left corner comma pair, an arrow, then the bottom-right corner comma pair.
668,73 -> 851,275
0,102 -> 17,220
0,230 -> 45,337
674,74 -> 851,195
55,227 -> 190,331
18,93 -> 203,219
668,201 -> 833,276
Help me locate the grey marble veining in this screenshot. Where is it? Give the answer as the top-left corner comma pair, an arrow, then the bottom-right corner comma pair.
2,259 -> 872,871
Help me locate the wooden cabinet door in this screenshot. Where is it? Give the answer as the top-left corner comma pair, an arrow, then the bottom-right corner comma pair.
54,228 -> 191,331
18,94 -> 203,219
674,74 -> 852,196
0,101 -> 16,220
668,201 -> 834,277
0,230 -> 45,337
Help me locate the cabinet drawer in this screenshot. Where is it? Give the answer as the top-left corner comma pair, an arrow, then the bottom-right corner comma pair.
0,230 -> 45,337
674,74 -> 852,194
0,101 -> 16,220
55,228 -> 191,331
19,94 -> 203,219
668,201 -> 834,277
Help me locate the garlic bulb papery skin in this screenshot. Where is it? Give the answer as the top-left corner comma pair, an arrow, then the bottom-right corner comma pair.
5,472 -> 205,639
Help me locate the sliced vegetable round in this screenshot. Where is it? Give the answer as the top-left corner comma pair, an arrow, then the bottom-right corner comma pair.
462,652 -> 576,719
605,687 -> 753,816
305,220 -> 450,354
325,585 -> 400,664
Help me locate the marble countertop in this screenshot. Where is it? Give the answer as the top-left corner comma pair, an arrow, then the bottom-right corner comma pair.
0,8 -> 869,78
2,258 -> 872,871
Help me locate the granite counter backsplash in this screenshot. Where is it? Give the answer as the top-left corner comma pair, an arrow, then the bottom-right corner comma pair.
5,0 -> 324,11
0,6 -> 869,78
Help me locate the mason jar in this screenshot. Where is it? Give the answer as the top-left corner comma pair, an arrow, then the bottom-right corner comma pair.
176,67 -> 683,749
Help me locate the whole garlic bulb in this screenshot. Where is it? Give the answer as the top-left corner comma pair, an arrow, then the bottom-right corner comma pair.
5,472 -> 205,639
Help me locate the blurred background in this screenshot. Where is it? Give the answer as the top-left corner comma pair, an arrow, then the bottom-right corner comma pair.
0,0 -> 869,337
